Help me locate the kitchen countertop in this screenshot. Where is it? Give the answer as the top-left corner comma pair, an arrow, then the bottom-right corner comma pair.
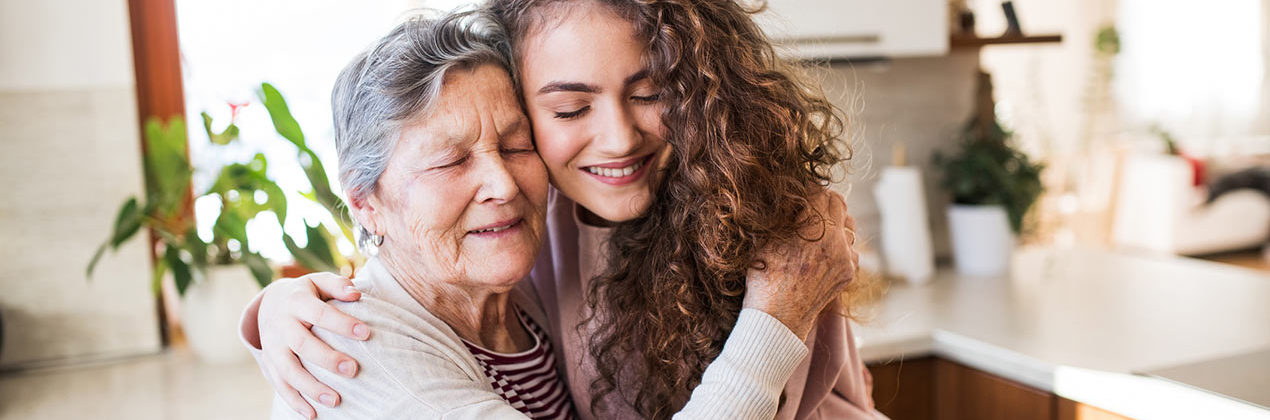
1146,348 -> 1270,410
853,247 -> 1270,420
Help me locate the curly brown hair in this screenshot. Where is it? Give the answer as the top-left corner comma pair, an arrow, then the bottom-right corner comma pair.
489,0 -> 864,418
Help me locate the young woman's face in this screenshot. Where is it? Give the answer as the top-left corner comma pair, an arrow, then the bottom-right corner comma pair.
517,3 -> 671,224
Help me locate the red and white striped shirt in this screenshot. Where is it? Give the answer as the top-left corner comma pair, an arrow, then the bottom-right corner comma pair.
462,306 -> 577,420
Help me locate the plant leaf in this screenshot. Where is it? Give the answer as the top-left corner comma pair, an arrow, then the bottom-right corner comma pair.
184,227 -> 208,270
87,197 -> 146,278
304,223 -> 337,269
213,208 -> 251,251
151,255 -> 168,295
258,83 -> 306,149
142,116 -> 193,223
207,153 -> 288,226
201,112 -> 240,145
164,244 -> 193,296
259,84 -> 354,243
110,197 -> 144,249
258,82 -> 356,263
284,225 -> 337,275
86,242 -> 109,279
241,251 -> 274,289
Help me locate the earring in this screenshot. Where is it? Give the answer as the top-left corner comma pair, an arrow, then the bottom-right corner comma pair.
371,233 -> 385,247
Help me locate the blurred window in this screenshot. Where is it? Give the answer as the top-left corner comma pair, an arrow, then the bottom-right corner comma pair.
1116,0 -> 1266,142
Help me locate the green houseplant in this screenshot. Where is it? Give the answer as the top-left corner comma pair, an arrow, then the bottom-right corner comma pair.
933,70 -> 1044,276
87,83 -> 356,361
87,116 -> 280,293
88,83 -> 358,288
257,82 -> 357,274
87,113 -> 291,362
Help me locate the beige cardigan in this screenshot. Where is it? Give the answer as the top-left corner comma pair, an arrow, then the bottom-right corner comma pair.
263,255 -> 813,419
267,257 -> 537,419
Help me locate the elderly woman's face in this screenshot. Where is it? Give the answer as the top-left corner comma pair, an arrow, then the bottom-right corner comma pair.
364,64 -> 548,289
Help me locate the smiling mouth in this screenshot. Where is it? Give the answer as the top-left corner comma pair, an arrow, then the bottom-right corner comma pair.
585,159 -> 644,177
467,218 -> 522,236
580,154 -> 654,185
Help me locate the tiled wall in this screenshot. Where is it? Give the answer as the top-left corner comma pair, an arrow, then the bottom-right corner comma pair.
819,51 -> 981,258
0,0 -> 161,368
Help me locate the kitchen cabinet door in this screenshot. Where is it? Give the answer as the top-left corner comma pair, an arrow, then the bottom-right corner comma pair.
934,359 -> 1055,420
1056,397 -> 1134,420
870,358 -> 1144,420
869,357 -> 936,420
754,0 -> 948,59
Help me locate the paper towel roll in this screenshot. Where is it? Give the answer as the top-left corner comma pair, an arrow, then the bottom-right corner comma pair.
873,166 -> 935,284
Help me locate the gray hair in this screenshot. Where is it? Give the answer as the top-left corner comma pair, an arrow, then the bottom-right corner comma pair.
331,10 -> 513,250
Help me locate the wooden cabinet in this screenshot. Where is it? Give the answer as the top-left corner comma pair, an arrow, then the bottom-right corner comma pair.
753,0 -> 948,59
868,358 -> 1133,420
1056,397 -> 1135,420
934,359 -> 1054,420
870,358 -> 936,420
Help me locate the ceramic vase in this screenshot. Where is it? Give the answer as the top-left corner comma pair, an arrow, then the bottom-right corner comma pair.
180,265 -> 262,364
947,204 -> 1015,276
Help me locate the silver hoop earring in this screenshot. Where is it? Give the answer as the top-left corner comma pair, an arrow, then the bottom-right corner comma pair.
371,233 -> 385,247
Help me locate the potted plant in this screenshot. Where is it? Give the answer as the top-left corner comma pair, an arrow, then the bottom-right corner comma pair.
934,70 -> 1044,276
88,84 -> 357,362
87,114 -> 285,363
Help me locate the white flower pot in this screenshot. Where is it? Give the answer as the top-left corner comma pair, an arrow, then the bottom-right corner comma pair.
947,204 -> 1015,277
180,265 -> 262,364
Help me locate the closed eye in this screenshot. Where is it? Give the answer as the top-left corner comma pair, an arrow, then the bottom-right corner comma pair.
435,154 -> 469,169
631,93 -> 661,103
554,106 -> 590,120
501,147 -> 536,155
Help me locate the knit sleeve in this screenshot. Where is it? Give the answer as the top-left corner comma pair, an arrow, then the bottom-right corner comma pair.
672,308 -> 810,420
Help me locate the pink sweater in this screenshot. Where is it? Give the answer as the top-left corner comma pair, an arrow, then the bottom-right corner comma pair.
530,189 -> 881,419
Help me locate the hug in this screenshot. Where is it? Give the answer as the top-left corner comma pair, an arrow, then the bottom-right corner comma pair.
245,1 -> 876,419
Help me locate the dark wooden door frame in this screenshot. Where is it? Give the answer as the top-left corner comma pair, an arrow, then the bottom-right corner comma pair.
127,0 -> 189,345
129,0 -> 186,125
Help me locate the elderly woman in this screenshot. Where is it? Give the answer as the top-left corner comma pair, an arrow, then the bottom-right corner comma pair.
269,12 -> 568,419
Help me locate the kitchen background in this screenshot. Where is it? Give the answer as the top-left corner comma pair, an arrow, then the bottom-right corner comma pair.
1,0 -> 1267,419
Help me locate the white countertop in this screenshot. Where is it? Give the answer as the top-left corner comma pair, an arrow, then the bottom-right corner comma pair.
853,247 -> 1270,420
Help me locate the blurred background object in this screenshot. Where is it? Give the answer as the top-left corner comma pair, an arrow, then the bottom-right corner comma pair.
933,69 -> 1044,276
2,0 -> 163,372
874,145 -> 936,285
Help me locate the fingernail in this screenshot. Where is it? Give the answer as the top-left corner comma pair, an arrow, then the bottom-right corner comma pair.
319,393 -> 337,407
338,360 -> 356,376
297,406 -> 314,419
343,285 -> 359,295
353,324 -> 369,339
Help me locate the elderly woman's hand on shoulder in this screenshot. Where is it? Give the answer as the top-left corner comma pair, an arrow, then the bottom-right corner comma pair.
743,189 -> 858,341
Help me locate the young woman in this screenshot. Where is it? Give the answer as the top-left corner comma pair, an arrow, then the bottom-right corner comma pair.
242,1 -> 880,419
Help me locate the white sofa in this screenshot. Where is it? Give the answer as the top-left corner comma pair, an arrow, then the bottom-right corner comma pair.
1112,154 -> 1270,255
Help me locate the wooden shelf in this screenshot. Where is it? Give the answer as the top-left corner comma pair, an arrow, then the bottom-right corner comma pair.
950,33 -> 1063,48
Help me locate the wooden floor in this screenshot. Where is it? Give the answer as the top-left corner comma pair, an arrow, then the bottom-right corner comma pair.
0,346 -> 273,420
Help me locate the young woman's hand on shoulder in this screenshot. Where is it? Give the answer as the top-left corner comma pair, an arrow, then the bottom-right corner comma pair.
251,272 -> 368,418
743,189 -> 858,341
